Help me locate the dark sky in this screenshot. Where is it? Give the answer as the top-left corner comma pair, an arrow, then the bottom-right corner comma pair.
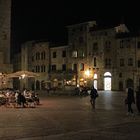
11,0 -> 140,53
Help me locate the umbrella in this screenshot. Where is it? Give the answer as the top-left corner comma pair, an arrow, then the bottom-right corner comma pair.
7,70 -> 39,78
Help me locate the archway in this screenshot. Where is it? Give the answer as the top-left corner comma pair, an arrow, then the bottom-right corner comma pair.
104,72 -> 112,90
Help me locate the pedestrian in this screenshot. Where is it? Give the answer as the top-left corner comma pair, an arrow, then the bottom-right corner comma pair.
17,92 -> 26,108
136,86 -> 140,114
125,87 -> 135,116
90,86 -> 98,109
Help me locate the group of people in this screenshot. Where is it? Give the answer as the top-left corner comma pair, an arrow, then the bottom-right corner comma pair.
0,89 -> 40,108
125,87 -> 140,115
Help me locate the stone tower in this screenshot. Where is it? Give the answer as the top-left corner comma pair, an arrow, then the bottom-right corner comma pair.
0,0 -> 12,71
0,0 -> 13,88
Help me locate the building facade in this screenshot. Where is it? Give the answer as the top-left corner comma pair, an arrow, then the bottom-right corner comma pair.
14,20 -> 140,91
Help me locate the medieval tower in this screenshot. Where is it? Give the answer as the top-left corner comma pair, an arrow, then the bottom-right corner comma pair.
0,0 -> 13,88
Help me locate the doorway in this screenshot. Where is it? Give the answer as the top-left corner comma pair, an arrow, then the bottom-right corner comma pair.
104,72 -> 111,90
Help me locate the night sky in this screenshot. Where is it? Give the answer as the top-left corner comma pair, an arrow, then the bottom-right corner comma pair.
11,0 -> 140,53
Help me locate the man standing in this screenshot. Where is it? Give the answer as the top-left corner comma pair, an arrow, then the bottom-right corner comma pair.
126,87 -> 135,115
90,86 -> 98,109
136,86 -> 140,114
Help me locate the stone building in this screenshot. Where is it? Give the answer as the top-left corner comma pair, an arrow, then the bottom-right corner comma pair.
13,20 -> 140,91
0,0 -> 13,89
17,41 -> 71,90
1,0 -> 140,91
67,21 -> 140,91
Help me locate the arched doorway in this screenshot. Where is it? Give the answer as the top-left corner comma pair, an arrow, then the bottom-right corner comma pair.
104,72 -> 112,90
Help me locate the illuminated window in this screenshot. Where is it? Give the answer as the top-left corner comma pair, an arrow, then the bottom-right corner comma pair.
72,51 -> 78,58
94,73 -> 97,79
78,50 -> 84,58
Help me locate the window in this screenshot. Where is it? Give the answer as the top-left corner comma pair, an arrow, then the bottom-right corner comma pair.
41,65 -> 46,72
126,39 -> 131,48
36,65 -> 40,72
79,63 -> 84,71
120,59 -> 124,66
36,52 -> 40,60
138,60 -> 140,67
53,52 -> 56,58
62,64 -> 66,71
79,36 -> 84,43
94,57 -> 96,67
73,64 -> 77,71
78,50 -> 84,58
119,73 -> 122,77
105,58 -> 111,67
105,41 -> 111,49
93,42 -> 98,51
62,50 -> 66,57
120,40 -> 124,48
128,58 -> 133,66
72,51 -> 78,58
41,51 -> 46,60
137,41 -> 140,49
52,65 -> 56,71
32,56 -> 34,62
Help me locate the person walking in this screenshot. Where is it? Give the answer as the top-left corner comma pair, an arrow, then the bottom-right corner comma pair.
126,87 -> 135,116
136,86 -> 140,114
90,86 -> 98,109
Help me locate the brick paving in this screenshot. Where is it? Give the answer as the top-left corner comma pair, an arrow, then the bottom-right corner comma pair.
0,91 -> 140,140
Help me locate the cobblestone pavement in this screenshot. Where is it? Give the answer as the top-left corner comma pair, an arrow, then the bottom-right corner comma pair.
0,91 -> 140,140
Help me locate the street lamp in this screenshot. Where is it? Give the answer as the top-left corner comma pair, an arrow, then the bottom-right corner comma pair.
19,74 -> 26,90
84,69 -> 92,87
84,69 -> 90,77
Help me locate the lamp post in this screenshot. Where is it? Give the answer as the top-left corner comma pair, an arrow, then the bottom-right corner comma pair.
19,74 -> 26,90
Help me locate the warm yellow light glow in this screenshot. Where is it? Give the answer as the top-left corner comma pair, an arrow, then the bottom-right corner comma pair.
84,80 -> 87,83
85,70 -> 90,77
21,74 -> 26,79
94,73 -> 97,79
80,78 -> 84,81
